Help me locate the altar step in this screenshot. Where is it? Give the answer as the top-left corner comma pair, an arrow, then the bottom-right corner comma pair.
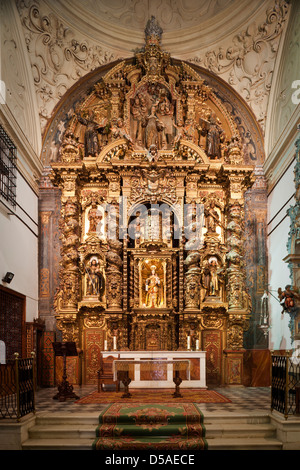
22,412 -> 100,450
21,411 -> 283,450
204,413 -> 283,450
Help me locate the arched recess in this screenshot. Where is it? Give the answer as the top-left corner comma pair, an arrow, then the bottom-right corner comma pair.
38,30 -> 268,387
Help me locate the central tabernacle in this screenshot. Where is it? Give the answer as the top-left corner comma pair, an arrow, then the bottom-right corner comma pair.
50,17 -> 254,387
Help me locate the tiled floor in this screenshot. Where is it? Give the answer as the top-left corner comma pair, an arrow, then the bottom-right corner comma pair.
34,385 -> 272,414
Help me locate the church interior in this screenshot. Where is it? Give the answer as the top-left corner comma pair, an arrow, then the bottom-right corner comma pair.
0,0 -> 300,451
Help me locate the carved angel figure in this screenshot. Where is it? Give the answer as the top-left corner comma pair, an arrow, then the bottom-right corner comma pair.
110,118 -> 133,148
278,285 -> 300,314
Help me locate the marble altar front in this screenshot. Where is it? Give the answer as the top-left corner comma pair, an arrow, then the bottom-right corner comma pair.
102,350 -> 206,388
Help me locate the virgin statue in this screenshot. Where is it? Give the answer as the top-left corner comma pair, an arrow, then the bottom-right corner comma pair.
145,265 -> 162,308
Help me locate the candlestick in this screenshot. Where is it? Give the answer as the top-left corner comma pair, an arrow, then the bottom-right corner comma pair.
104,340 -> 107,351
113,336 -> 117,350
187,336 -> 191,350
196,339 -> 199,351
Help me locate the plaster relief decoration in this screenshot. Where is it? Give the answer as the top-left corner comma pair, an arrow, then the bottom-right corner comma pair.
49,17 -> 256,385
0,1 -> 42,155
187,0 -> 289,132
16,0 -> 116,131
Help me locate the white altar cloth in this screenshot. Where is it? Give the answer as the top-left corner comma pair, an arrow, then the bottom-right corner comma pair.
101,350 -> 206,388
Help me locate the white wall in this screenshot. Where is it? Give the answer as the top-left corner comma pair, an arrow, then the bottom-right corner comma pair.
264,0 -> 300,351
0,159 -> 39,322
0,0 -> 42,325
267,162 -> 295,349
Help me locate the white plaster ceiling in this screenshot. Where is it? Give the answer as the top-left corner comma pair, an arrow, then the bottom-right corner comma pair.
45,0 -> 268,52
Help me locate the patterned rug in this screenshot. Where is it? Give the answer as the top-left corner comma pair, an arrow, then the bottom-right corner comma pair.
93,403 -> 208,450
76,388 -> 231,404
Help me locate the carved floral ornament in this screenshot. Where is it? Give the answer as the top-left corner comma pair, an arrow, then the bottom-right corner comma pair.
49,17 -> 255,363
188,0 -> 289,130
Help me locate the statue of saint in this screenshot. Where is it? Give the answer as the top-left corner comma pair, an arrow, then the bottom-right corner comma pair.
201,257 -> 223,299
204,201 -> 220,234
77,110 -> 105,157
131,95 -> 148,146
205,113 -> 225,159
145,265 -> 162,308
145,106 -> 164,149
155,91 -> 174,146
87,204 -> 103,234
86,258 -> 103,296
208,257 -> 219,296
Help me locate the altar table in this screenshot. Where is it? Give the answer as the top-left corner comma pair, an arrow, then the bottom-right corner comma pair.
114,359 -> 190,398
101,350 -> 207,388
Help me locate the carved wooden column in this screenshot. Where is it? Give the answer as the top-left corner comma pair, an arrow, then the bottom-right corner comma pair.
106,239 -> 123,311
184,251 -> 201,310
224,167 -> 253,384
53,168 -> 81,344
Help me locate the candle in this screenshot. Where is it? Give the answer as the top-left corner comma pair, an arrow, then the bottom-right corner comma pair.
113,336 -> 117,350
104,340 -> 107,351
187,336 -> 190,350
196,339 -> 199,351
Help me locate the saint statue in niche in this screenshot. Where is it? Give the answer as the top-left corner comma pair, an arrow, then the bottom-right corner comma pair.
145,265 -> 162,308
204,201 -> 221,234
208,257 -> 219,296
85,257 -> 103,297
201,257 -> 224,299
87,203 -> 103,234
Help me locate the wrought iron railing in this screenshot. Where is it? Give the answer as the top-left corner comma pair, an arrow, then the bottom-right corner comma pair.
0,353 -> 36,420
271,351 -> 300,419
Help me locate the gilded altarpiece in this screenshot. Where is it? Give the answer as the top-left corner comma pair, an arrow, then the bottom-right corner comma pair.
49,19 -> 256,386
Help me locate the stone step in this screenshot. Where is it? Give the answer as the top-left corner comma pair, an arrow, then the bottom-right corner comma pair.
35,411 -> 100,426
203,412 -> 271,424
205,423 -> 276,438
26,424 -> 97,440
27,421 -> 277,440
22,411 -> 284,450
204,421 -> 276,439
206,437 -> 283,450
22,438 -> 95,450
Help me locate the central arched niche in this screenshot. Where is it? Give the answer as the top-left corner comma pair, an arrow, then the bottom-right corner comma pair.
39,25 -> 267,387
